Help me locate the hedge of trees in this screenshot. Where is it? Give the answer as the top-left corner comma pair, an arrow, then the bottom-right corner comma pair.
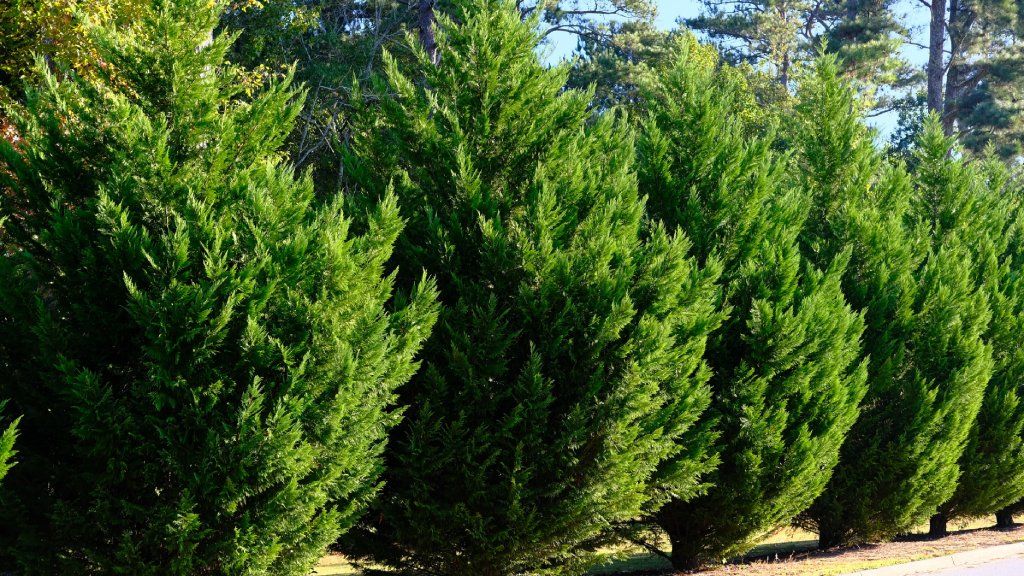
1,0 -> 1024,575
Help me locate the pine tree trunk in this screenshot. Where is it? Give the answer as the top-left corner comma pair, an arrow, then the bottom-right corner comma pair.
659,505 -> 709,571
927,0 -> 948,114
941,0 -> 962,135
779,51 -> 791,87
997,509 -> 1016,529
418,0 -> 439,65
668,534 -> 705,572
817,524 -> 845,550
929,512 -> 948,538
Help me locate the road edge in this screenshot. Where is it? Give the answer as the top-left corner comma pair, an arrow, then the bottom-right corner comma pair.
847,541 -> 1024,575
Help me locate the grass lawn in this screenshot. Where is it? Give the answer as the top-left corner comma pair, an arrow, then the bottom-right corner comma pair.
586,527 -> 819,575
310,527 -> 822,575
312,554 -> 361,575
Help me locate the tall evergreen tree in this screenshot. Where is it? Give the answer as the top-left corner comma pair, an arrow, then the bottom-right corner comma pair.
924,141 -> 1024,535
635,38 -> 867,569
341,2 -> 722,574
923,0 -> 1024,157
567,21 -> 681,110
796,57 -> 992,547
0,0 -> 437,573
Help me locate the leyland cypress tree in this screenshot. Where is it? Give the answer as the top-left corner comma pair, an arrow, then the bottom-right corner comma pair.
635,39 -> 867,569
922,135 -> 1024,535
972,164 -> 1024,533
0,0 -> 437,573
341,1 -> 722,574
796,56 -> 992,547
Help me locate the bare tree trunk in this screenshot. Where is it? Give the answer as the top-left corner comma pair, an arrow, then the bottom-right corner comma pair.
927,0 -> 948,115
418,0 -> 439,65
997,508 -> 1016,529
941,0 -> 962,135
817,525 -> 845,550
929,512 -> 948,538
943,65 -> 960,135
657,503 -> 709,571
667,532 -> 705,572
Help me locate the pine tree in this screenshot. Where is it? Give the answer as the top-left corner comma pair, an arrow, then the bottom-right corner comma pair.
566,21 -> 680,110
923,140 -> 1024,535
796,57 -> 992,547
685,0 -> 910,96
0,0 -> 437,573
340,1 -> 722,574
567,27 -> 790,121
635,39 -> 867,569
922,0 -> 1024,157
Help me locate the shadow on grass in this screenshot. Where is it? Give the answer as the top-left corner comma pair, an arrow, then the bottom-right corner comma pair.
585,538 -> 821,575
319,522 -> 1022,575
894,520 -> 1011,543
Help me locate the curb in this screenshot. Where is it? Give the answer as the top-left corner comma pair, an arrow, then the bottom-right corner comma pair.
847,541 -> 1024,575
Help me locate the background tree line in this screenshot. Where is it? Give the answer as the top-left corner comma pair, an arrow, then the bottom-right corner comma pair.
8,0 -> 1024,156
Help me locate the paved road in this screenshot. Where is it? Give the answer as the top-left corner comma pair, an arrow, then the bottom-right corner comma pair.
928,555 -> 1024,575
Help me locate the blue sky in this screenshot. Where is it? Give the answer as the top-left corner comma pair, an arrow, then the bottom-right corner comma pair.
543,1 -> 694,62
543,0 -> 934,138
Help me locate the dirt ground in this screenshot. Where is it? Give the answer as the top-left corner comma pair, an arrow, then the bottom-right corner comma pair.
599,525 -> 1024,576
705,525 -> 1024,576
313,522 -> 1024,576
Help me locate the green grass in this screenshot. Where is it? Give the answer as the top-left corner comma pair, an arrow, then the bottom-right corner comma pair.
584,532 -> 820,575
310,519 -> 1011,575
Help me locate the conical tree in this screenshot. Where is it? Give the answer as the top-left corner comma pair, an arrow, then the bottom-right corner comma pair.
921,136 -> 1024,536
340,2 -> 722,574
0,1 -> 437,573
796,56 -> 992,547
634,38 -> 867,569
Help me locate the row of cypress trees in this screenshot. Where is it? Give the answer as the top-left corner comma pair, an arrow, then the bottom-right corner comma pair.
1,0 -> 1023,574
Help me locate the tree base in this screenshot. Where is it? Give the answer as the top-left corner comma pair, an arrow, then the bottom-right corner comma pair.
929,513 -> 948,538
817,531 -> 843,550
668,552 -> 707,573
997,509 -> 1016,529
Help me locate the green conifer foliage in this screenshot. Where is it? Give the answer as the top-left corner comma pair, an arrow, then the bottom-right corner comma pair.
924,139 -> 1024,533
0,405 -> 16,484
0,1 -> 437,573
341,2 -> 722,574
796,57 -> 992,547
635,40 -> 867,568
